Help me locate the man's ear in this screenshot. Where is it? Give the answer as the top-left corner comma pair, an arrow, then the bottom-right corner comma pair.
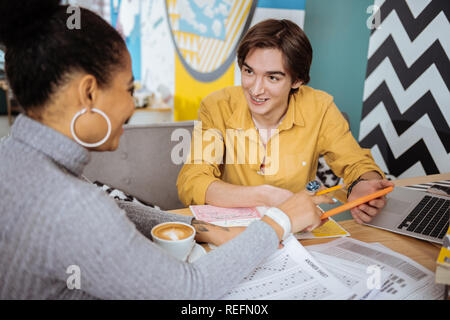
291,79 -> 302,90
78,75 -> 98,111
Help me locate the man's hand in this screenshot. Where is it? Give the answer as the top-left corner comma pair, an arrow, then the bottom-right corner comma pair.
348,179 -> 394,224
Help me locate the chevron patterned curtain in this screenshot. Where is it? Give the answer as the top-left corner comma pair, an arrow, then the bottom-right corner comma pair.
359,0 -> 450,178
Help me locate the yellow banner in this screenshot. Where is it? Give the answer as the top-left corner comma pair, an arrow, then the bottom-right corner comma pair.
174,54 -> 235,121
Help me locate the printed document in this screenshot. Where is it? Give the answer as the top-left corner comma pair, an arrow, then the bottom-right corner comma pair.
220,236 -> 356,300
306,238 -> 444,300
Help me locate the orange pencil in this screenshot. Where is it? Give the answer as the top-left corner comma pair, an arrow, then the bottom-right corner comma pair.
316,185 -> 343,196
320,186 -> 394,220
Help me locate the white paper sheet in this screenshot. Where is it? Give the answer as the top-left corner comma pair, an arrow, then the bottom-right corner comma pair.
306,238 -> 444,300
309,251 -> 380,299
220,236 -> 357,300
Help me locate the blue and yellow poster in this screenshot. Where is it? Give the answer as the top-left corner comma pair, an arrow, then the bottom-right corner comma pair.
110,0 -> 142,81
75,0 -> 306,121
166,0 -> 306,120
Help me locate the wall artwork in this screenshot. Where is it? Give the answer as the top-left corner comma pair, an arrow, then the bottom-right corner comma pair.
166,0 -> 306,120
64,0 -> 306,121
360,0 -> 450,178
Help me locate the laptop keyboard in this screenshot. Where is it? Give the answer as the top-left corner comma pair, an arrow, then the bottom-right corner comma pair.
397,195 -> 449,239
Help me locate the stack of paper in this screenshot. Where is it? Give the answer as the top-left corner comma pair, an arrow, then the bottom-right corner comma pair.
191,205 -> 444,300
220,236 -> 357,300
305,238 -> 444,299
219,236 -> 444,300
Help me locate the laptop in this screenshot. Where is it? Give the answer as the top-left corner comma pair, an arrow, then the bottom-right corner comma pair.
364,185 -> 449,244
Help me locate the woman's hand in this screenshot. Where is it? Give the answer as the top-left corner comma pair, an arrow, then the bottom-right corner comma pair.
261,191 -> 335,242
192,219 -> 245,247
278,190 -> 334,233
348,179 -> 394,224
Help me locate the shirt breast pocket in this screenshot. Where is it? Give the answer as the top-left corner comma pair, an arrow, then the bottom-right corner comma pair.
275,153 -> 314,187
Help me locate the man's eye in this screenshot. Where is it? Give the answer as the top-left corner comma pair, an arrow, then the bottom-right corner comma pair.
244,68 -> 253,74
129,88 -> 135,96
269,76 -> 279,81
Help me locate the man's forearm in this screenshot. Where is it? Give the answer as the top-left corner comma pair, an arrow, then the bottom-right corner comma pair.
205,180 -> 267,207
359,171 -> 383,181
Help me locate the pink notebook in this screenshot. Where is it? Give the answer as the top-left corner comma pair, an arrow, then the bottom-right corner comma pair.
189,205 -> 263,226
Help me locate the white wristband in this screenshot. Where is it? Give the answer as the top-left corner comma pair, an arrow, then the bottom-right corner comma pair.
264,207 -> 292,240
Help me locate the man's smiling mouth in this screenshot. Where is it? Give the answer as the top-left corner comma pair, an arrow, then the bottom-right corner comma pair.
251,95 -> 268,103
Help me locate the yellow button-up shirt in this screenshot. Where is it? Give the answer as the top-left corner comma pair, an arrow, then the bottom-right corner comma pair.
177,85 -> 383,206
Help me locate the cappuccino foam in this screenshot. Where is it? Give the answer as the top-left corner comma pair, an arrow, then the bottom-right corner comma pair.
153,223 -> 193,241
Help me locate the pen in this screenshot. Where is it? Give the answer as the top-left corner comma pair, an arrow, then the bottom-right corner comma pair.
315,185 -> 343,196
320,186 -> 394,220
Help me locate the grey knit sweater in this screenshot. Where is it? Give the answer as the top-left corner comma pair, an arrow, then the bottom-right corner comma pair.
0,115 -> 279,299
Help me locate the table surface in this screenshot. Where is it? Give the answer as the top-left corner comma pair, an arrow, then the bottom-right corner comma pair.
170,173 -> 450,272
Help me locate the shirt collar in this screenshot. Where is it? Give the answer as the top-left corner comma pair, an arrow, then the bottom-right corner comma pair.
11,114 -> 91,176
279,90 -> 305,131
225,88 -> 254,130
225,86 -> 305,131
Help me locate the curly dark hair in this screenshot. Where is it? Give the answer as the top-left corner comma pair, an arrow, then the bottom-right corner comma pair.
0,0 -> 127,113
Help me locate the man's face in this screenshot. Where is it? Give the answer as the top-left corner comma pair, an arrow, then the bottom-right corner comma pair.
241,47 -> 300,121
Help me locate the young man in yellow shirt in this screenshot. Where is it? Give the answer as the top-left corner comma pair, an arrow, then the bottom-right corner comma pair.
177,19 -> 393,224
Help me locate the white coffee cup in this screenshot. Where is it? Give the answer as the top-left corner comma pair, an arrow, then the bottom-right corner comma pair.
151,222 -> 196,261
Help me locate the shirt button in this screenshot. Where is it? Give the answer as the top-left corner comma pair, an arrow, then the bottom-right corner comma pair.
302,161 -> 307,166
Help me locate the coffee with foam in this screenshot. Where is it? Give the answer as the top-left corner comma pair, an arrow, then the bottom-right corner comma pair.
151,222 -> 196,261
152,223 -> 193,241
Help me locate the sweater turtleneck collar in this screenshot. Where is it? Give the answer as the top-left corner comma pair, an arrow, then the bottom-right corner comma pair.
10,114 -> 91,177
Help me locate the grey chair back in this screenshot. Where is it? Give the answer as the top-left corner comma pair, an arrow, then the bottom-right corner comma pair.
83,121 -> 194,210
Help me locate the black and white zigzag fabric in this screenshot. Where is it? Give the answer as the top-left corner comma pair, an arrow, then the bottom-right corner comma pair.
93,181 -> 160,210
360,0 -> 450,178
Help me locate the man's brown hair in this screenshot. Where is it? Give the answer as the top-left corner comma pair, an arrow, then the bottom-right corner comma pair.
237,19 -> 313,94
